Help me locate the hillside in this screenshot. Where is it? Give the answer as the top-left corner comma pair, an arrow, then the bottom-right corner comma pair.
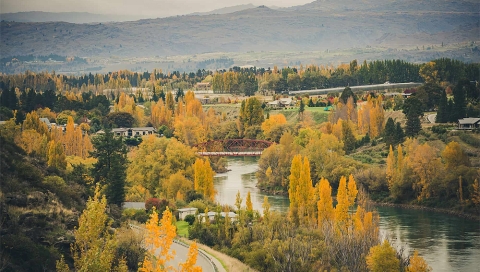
0,0 -> 478,60
0,135 -> 87,271
0,11 -> 142,24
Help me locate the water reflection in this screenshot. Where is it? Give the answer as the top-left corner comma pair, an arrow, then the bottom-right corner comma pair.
214,157 -> 480,272
377,206 -> 480,272
214,156 -> 289,214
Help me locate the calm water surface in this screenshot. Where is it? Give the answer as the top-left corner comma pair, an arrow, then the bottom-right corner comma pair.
214,157 -> 480,272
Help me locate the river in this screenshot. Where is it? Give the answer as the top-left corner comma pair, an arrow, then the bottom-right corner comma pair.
214,157 -> 480,272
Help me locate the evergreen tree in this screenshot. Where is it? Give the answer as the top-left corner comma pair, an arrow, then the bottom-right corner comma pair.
90,129 -> 128,206
436,89 -> 448,123
383,117 -> 396,149
342,120 -> 356,154
340,86 -> 357,105
453,79 -> 468,120
299,99 -> 305,117
446,99 -> 455,122
405,107 -> 422,137
395,122 -> 404,144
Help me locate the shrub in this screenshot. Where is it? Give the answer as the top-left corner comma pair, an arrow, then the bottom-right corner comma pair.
184,214 -> 196,225
145,198 -> 171,216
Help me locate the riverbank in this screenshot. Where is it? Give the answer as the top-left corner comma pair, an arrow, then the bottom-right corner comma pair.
370,201 -> 480,221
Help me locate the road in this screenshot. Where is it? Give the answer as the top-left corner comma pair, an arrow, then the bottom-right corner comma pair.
130,224 -> 223,272
165,241 -> 218,271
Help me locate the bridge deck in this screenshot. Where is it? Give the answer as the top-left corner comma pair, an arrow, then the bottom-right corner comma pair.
197,151 -> 262,157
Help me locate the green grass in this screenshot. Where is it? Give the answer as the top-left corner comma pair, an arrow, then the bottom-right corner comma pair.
176,221 -> 189,237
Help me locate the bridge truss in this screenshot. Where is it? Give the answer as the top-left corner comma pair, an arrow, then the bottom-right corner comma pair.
193,139 -> 273,157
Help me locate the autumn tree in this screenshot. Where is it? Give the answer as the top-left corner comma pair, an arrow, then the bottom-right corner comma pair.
140,207 -> 177,272
366,240 -> 400,272
90,129 -> 128,206
126,136 -> 196,199
47,139 -> 67,170
317,178 -> 334,229
59,186 -> 125,271
246,191 -> 253,212
193,158 -> 216,201
239,97 -> 264,138
179,241 -> 202,272
288,155 -> 314,224
407,250 -> 432,272
261,114 -> 287,137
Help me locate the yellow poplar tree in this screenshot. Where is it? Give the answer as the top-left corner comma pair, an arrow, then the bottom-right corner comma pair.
288,154 -> 302,220
47,140 -> 66,170
246,191 -> 253,212
68,186 -> 119,271
407,250 -> 432,272
347,174 -> 358,208
335,176 -> 349,224
262,196 -> 271,223
140,207 -> 177,272
193,158 -> 216,201
179,241 -> 202,272
317,178 -> 334,228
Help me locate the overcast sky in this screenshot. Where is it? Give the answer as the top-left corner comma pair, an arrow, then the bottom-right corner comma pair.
1,0 -> 314,17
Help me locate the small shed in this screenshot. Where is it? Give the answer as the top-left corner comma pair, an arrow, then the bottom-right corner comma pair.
178,207 -> 198,220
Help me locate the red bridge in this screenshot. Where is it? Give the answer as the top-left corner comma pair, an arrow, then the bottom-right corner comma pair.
193,139 -> 274,156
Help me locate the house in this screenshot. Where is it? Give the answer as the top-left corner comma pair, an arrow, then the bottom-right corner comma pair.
458,118 -> 480,130
195,82 -> 211,91
268,98 -> 294,108
198,211 -> 238,223
279,98 -> 294,107
267,100 -> 280,108
178,207 -> 198,220
97,127 -> 157,137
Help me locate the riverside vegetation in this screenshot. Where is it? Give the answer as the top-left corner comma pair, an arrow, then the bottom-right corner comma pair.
0,58 -> 478,271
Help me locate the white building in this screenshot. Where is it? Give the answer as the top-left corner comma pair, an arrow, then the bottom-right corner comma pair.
178,207 -> 198,220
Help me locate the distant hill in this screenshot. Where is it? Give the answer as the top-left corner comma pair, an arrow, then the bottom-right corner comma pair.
0,0 -> 478,59
0,11 -> 142,23
190,4 -> 257,16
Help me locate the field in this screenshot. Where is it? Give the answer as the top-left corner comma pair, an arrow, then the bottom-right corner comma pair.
176,221 -> 189,238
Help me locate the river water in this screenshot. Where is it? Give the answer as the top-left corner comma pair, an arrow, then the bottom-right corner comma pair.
214,157 -> 480,272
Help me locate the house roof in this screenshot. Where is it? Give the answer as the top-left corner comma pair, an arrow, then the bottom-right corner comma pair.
458,118 -> 480,125
279,98 -> 293,104
39,118 -> 51,126
178,207 -> 198,212
122,202 -> 145,210
111,127 -> 156,132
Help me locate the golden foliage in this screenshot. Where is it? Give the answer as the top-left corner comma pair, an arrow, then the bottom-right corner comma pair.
193,158 -> 216,201
366,240 -> 400,272
261,114 -> 287,135
407,250 -> 432,272
71,186 -> 118,271
140,207 -> 177,272
179,241 -> 202,272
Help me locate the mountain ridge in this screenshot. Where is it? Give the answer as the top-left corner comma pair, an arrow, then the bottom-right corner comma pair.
0,0 -> 478,59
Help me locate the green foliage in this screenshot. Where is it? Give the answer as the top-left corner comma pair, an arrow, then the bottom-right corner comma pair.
405,107 -> 422,137
90,129 -> 128,206
122,208 -> 149,223
184,214 -> 196,225
104,112 -> 135,128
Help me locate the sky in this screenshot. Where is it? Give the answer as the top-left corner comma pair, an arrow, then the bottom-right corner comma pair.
1,0 -> 314,17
